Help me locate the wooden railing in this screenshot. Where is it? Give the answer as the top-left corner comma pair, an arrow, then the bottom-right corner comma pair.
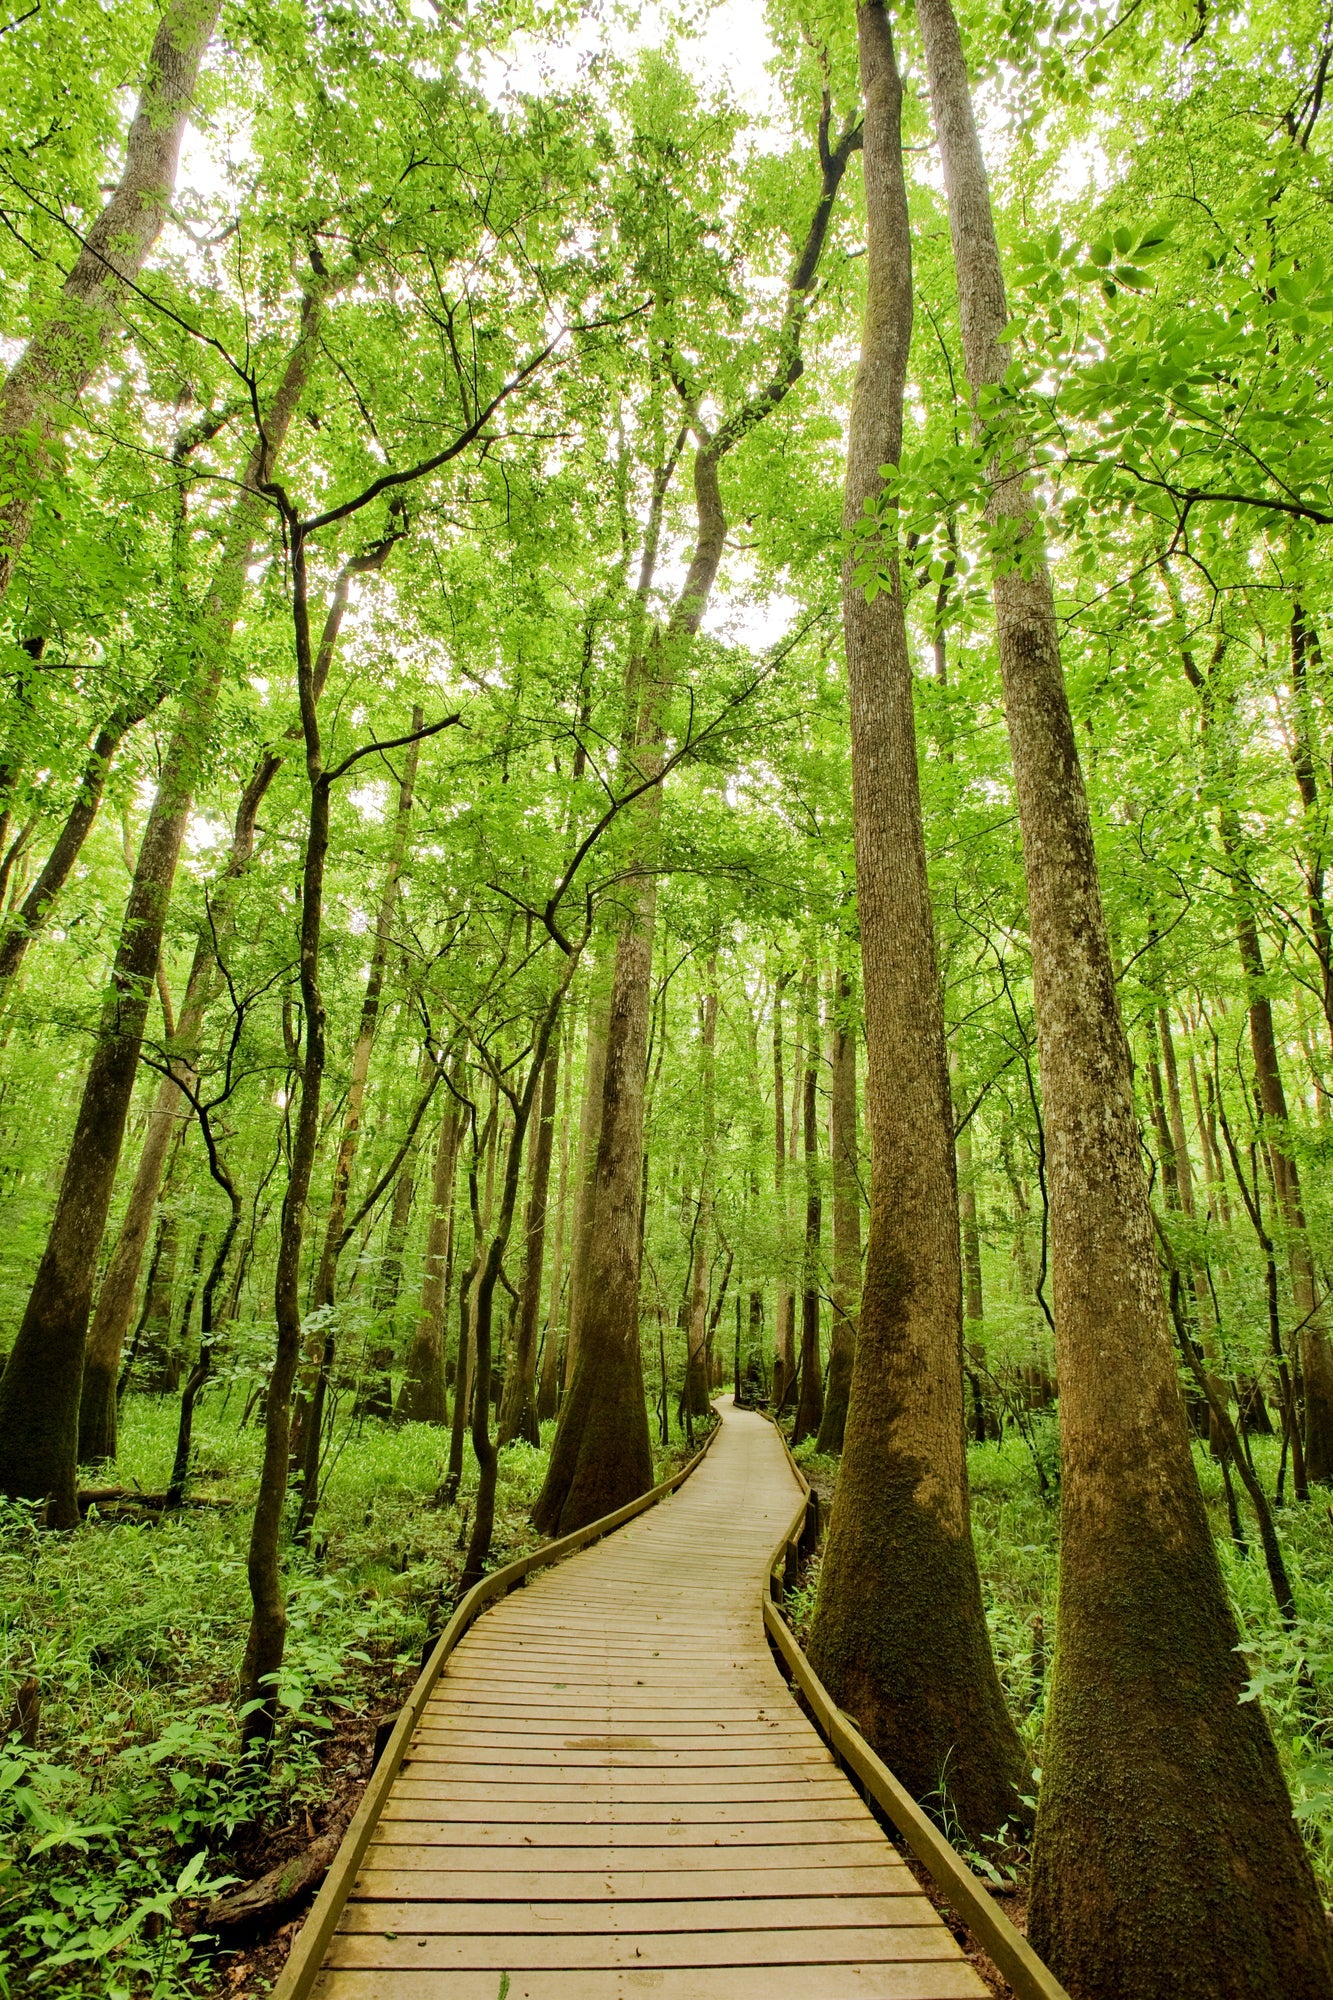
760,1415 -> 1072,2000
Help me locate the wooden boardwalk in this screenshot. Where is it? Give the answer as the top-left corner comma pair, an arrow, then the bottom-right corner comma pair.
307,1399 -> 988,2000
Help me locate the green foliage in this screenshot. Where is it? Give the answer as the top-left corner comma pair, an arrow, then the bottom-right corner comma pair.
0,1399 -> 548,1997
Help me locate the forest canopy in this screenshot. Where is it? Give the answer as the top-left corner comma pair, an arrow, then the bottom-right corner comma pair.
0,0 -> 1332,1994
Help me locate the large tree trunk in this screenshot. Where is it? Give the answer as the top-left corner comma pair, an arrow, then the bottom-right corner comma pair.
498,1033 -> 560,1446
817,964 -> 859,1451
0,297 -> 322,1526
809,0 -> 1029,1847
915,0 -> 1333,1984
792,978 -> 825,1446
397,1105 -> 462,1426
0,0 -> 221,599
78,755 -> 279,1462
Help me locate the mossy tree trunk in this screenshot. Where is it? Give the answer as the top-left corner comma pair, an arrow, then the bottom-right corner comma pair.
915,0 -> 1333,1985
808,0 -> 1030,1847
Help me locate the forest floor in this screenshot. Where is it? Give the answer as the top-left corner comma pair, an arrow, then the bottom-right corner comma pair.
2,1400 -> 1330,1999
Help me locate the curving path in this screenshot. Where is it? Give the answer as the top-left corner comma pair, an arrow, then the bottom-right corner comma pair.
307,1398 -> 987,2000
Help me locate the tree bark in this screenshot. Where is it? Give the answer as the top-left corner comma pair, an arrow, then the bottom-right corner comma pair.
0,295 -> 322,1527
916,0 -> 1333,1983
809,0 -> 1029,1846
817,965 -> 860,1451
0,0 -> 221,598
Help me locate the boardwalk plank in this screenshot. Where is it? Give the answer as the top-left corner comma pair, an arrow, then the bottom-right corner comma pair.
312,1966 -> 988,1998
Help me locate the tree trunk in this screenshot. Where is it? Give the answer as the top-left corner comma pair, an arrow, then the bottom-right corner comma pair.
537,1035 -> 573,1421
0,293 -> 324,1527
397,1105 -> 462,1426
0,708 -> 146,985
141,1207 -> 183,1391
792,978 -> 824,1446
817,964 -> 860,1451
463,970 -> 578,1584
373,1135 -> 419,1318
78,753 -> 279,1462
683,971 -> 718,1420
532,877 -> 658,1534
533,121 -> 858,1534
499,1032 -> 560,1446
772,971 -> 796,1408
915,0 -> 1333,1983
238,425 -> 424,1736
957,1119 -> 985,1324
562,960 -> 611,1396
291,715 -> 421,1472
809,0 -> 1029,1848
356,1108 -> 422,1423
311,719 -> 420,1312
1288,602 -> 1333,1049
0,0 -> 221,599
1229,881 -> 1333,1483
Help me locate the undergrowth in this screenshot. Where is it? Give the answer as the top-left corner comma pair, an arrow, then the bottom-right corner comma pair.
0,1395 -> 560,2000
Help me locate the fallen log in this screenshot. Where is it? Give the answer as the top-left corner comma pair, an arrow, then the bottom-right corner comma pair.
203,1833 -> 339,1935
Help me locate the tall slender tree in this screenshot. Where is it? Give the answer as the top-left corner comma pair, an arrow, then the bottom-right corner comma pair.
809,0 -> 1029,1845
